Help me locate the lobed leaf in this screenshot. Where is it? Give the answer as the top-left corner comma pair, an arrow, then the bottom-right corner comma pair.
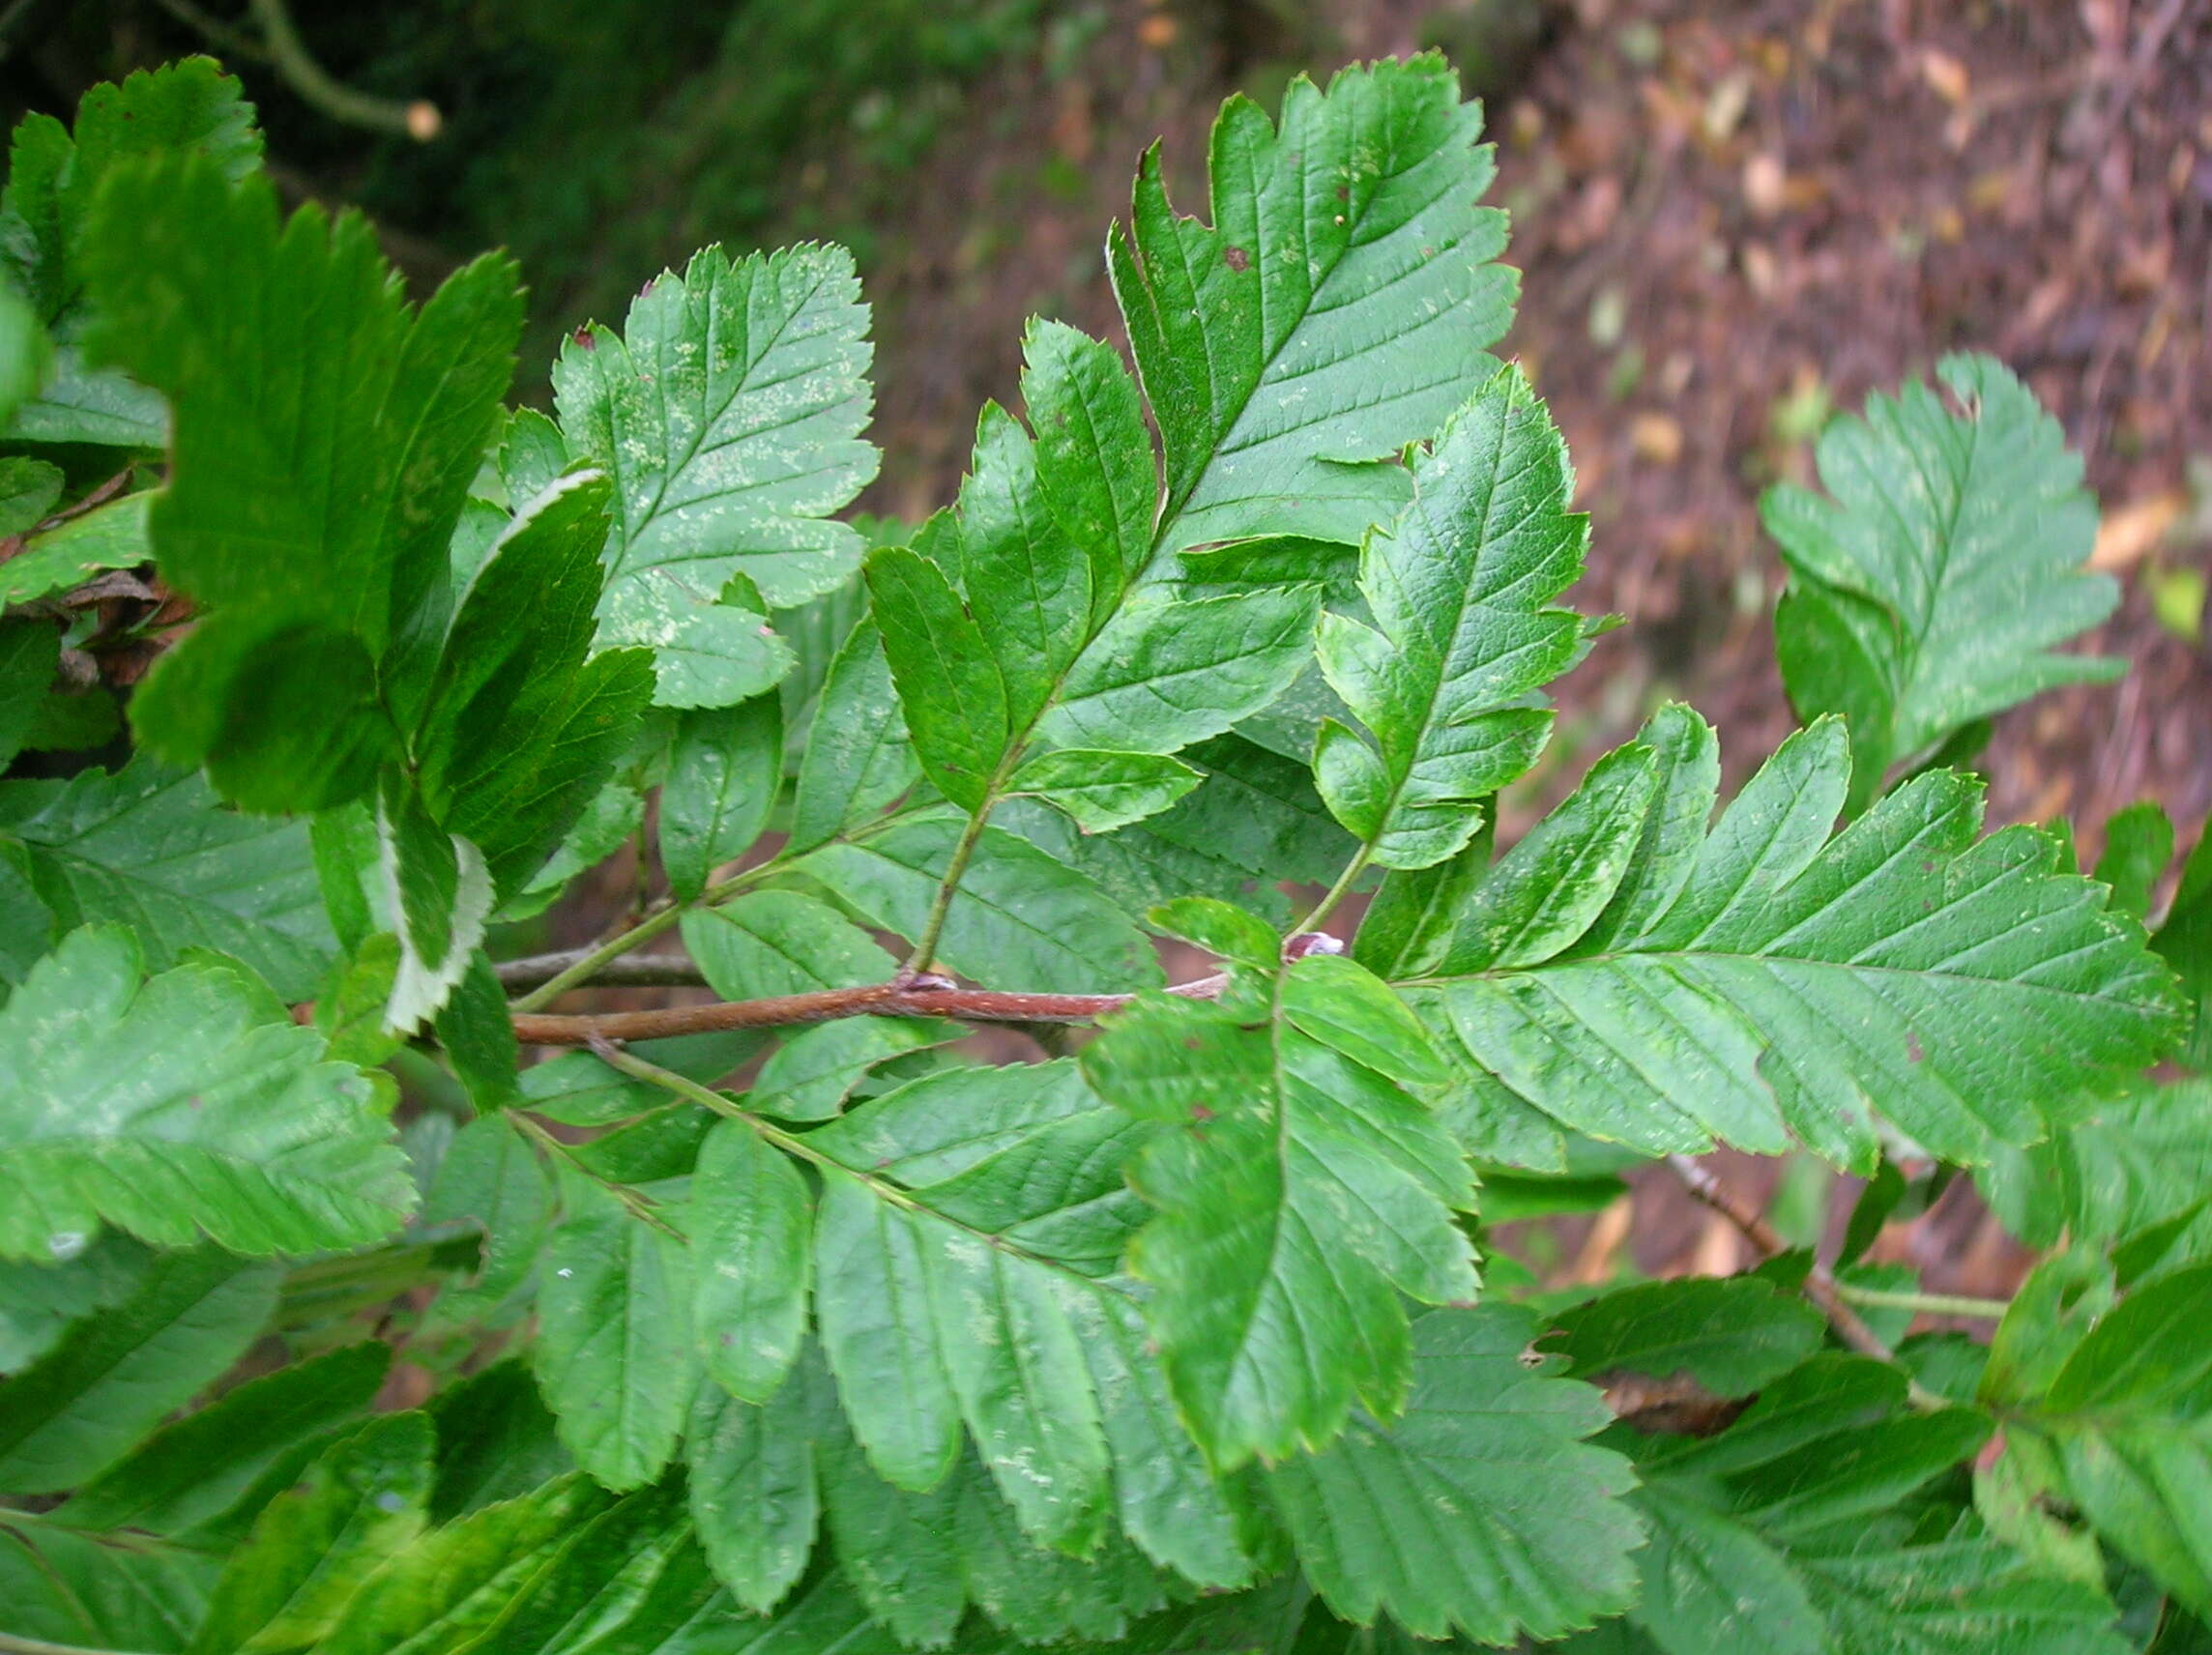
1764,354 -> 2121,810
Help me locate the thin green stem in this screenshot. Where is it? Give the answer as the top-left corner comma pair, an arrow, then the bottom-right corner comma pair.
900,801 -> 994,976
246,0 -> 439,136
509,857 -> 778,1012
1833,1284 -> 2011,1321
508,1112 -> 684,1238
1296,844 -> 1372,935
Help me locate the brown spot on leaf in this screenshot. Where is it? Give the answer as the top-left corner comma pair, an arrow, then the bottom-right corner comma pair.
571,328 -> 596,350
1191,1104 -> 1214,1122
1223,246 -> 1249,272
1906,1031 -> 1925,1063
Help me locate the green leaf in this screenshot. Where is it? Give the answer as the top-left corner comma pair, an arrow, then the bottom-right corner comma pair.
0,453 -> 63,535
0,616 -> 57,773
424,1361 -> 575,1523
377,772 -> 494,1033
812,1169 -> 963,1492
189,1411 -> 432,1655
682,888 -> 890,999
1010,747 -> 1204,833
1550,1275 -> 1826,1395
412,469 -> 654,894
534,1165 -> 697,1491
2097,801 -> 2175,923
788,615 -> 919,853
1,343 -> 165,447
1315,365 -> 1588,868
0,1248 -> 276,1495
1150,894 -> 1280,972
81,156 -> 519,669
0,926 -> 412,1259
1109,55 -> 1513,555
864,541 -> 1008,810
662,693 -> 781,899
749,1015 -> 949,1122
309,1471 -> 613,1655
0,1511 -> 216,1653
1765,354 -> 2121,810
1278,952 -> 1447,1088
800,813 -> 1160,990
1264,1305 -> 1641,1644
2157,823 -> 2212,1071
958,399 -> 1093,728
1085,990 -> 1477,1469
553,244 -> 878,682
1410,714 -> 2184,1170
0,285 -> 48,427
422,1115 -> 553,1320
1024,318 -> 1154,624
1981,1077 -> 2212,1248
691,1119 -> 813,1404
1620,1353 -> 2125,1655
57,1342 -> 388,1536
131,609 -> 395,813
687,1347 -> 825,1613
0,756 -> 335,1000
1033,587 -> 1323,757
0,487 -> 152,605
0,1234 -> 147,1375
430,950 -> 519,1113
2023,1262 -> 2212,1614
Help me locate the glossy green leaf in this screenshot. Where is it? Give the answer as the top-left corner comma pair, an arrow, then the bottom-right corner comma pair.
1266,1305 -> 1640,1644
411,469 -> 654,893
0,487 -> 153,605
1981,1077 -> 2212,1248
1109,54 -> 1513,556
422,1115 -> 553,1320
1315,365 -> 1588,868
1279,952 -> 1447,1088
1086,992 -> 1477,1469
691,1119 -> 813,1404
0,1511 -> 215,1653
310,1471 -> 612,1655
800,813 -> 1159,990
533,1166 -> 698,1492
0,617 -> 57,773
749,1015 -> 949,1122
190,1411 -> 433,1655
1010,747 -> 1204,833
1765,354 -> 2121,810
1551,1275 -> 1826,1396
0,757 -> 335,1000
688,1349 -> 824,1614
682,888 -> 890,1000
2096,801 -> 2175,924
1149,894 -> 1279,972
1025,318 -> 1155,623
661,693 -> 781,899
1411,715 -> 2184,1171
0,1248 -> 276,1495
0,926 -> 411,1259
788,616 -> 919,853
2156,823 -> 2212,1071
424,1362 -> 575,1524
57,1341 -> 388,1536
864,542 -> 1007,810
554,244 -> 878,699
0,1234 -> 147,1375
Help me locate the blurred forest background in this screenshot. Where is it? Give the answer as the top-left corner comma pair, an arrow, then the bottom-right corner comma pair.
9,0 -> 2210,1286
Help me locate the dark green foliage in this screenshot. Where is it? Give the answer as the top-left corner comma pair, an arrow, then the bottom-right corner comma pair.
0,49 -> 2197,1655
